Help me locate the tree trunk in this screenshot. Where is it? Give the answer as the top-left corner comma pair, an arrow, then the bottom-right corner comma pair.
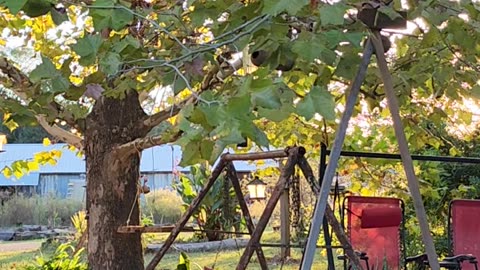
85,91 -> 148,270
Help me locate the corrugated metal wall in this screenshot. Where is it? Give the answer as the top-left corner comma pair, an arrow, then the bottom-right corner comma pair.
37,173 -> 176,198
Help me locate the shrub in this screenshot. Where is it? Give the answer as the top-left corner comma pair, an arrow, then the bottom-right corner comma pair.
25,242 -> 88,270
141,189 -> 183,225
0,194 -> 84,227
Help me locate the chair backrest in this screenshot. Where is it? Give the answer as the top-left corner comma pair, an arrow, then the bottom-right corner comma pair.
344,196 -> 404,270
450,199 -> 480,270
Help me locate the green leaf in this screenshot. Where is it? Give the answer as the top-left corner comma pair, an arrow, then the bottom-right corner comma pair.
226,94 -> 252,117
292,34 -> 330,62
29,57 -> 58,83
99,52 -> 121,75
262,0 -> 308,16
180,142 -> 202,167
257,105 -> 293,122
296,93 -> 316,120
3,0 -> 28,14
71,35 -> 103,66
335,52 -> 361,80
319,3 -> 347,26
51,7 -> 68,25
251,88 -> 281,109
200,140 -> 214,162
29,57 -> 70,93
90,0 -> 133,31
21,0 -> 52,17
111,7 -> 134,31
296,86 -> 335,120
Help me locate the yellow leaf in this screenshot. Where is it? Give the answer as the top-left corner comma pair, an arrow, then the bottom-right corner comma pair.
48,159 -> 57,166
27,161 -> 40,171
43,138 -> 51,146
2,167 -> 12,178
51,150 -> 62,159
13,170 -> 23,179
2,113 -> 10,121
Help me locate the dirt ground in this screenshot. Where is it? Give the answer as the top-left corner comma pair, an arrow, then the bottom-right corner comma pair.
0,240 -> 42,253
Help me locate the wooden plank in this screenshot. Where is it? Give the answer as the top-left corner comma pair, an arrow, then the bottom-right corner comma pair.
300,39 -> 374,270
371,31 -> 440,270
117,225 -> 194,233
222,149 -> 288,161
226,162 -> 269,270
236,147 -> 301,270
146,160 -> 227,270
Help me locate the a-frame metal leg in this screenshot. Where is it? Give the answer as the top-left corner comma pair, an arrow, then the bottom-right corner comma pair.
146,160 -> 228,270
370,30 -> 440,269
300,39 -> 374,270
225,162 -> 269,270
236,147 -> 301,270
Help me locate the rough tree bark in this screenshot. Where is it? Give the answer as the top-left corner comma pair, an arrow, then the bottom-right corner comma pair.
85,91 -> 149,270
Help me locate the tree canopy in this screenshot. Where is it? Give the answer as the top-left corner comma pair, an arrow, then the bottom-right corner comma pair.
1,0 -> 480,268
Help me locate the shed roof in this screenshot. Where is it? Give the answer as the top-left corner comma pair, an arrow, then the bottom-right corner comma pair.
0,144 -> 275,175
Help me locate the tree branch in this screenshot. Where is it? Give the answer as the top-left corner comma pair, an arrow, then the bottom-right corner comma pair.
0,57 -> 84,149
114,130 -> 181,158
36,116 -> 83,149
141,57 -> 243,131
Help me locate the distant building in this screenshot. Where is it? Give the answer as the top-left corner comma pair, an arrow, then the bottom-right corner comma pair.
0,144 -> 269,200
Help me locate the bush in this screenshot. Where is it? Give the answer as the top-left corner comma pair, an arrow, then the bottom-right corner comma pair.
25,242 -> 88,270
0,194 -> 84,227
141,189 -> 183,225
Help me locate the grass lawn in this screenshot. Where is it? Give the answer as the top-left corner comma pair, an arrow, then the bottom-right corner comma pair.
146,247 -> 336,270
0,232 -> 339,269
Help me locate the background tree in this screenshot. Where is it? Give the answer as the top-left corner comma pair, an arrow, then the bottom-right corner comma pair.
0,0 -> 479,269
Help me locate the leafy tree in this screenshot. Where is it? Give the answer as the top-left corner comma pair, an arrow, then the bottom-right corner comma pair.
0,0 -> 479,269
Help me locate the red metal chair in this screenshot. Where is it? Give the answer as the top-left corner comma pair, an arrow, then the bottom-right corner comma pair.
339,196 -> 405,270
442,199 -> 479,269
406,199 -> 479,270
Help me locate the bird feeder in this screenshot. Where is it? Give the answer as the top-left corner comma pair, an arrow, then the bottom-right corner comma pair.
247,176 -> 267,200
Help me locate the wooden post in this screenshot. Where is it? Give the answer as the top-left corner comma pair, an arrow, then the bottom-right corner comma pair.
236,147 -> 302,270
297,156 -> 363,269
300,39 -> 374,270
146,160 -> 227,270
225,162 -> 269,270
371,31 -> 440,269
280,187 -> 291,259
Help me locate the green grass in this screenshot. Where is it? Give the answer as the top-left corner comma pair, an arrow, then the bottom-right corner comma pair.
0,247 -> 333,270
0,250 -> 39,269
0,232 -> 338,270
146,247 -> 334,270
